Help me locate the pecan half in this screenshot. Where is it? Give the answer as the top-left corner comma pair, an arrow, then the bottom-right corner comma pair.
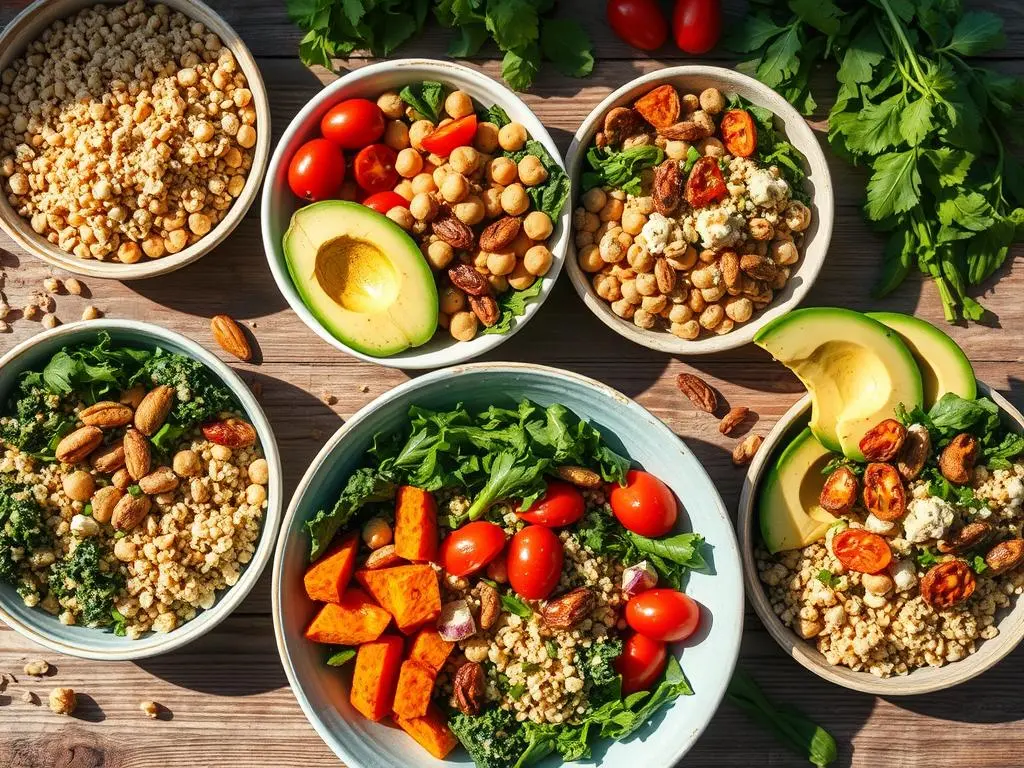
677,373 -> 718,413
447,263 -> 491,297
739,254 -> 778,282
479,216 -> 521,252
985,539 -> 1024,575
478,581 -> 501,631
732,434 -> 763,466
79,401 -> 133,429
211,314 -> 253,362
820,466 -> 858,516
138,466 -> 179,495
652,159 -> 683,216
432,207 -> 475,250
55,426 -> 103,465
658,120 -> 712,141
938,522 -> 993,555
862,463 -> 907,521
718,406 -> 749,436
555,465 -> 603,488
920,560 -> 976,608
134,385 -> 174,436
859,419 -> 907,462
897,424 -> 932,481
939,433 -> 979,485
654,257 -> 676,294
603,106 -> 647,145
720,250 -> 741,294
469,295 -> 500,328
364,544 -> 404,570
453,662 -> 485,716
542,587 -> 595,630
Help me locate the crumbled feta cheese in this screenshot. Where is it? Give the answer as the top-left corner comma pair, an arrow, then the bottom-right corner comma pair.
639,212 -> 671,254
890,558 -> 918,592
695,208 -> 742,250
1006,476 -> 1023,507
902,496 -> 955,543
748,169 -> 790,207
864,514 -> 896,535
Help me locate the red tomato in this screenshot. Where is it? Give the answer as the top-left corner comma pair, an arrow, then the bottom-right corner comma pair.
720,109 -> 757,157
507,525 -> 564,600
684,156 -> 728,208
672,0 -> 721,55
606,0 -> 669,51
517,481 -> 585,527
353,143 -> 399,194
616,632 -> 668,695
362,191 -> 409,214
420,115 -> 478,157
832,529 -> 892,574
320,98 -> 385,150
608,470 -> 678,538
440,521 -> 506,578
287,138 -> 346,202
626,589 -> 701,642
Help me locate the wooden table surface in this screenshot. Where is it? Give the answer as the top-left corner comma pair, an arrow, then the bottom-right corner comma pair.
1,1 -> 1023,766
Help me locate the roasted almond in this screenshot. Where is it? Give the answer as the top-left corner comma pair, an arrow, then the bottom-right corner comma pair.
819,466 -> 858,516
555,465 -> 603,488
134,385 -> 174,436
652,159 -> 683,216
79,401 -> 133,428
720,250 -> 742,294
453,662 -> 485,716
897,424 -> 931,481
939,433 -> 979,485
718,406 -> 749,436
478,216 -> 521,252
123,428 -> 152,481
862,463 -> 906,521
89,486 -> 122,525
920,560 -> 976,608
111,468 -> 132,491
364,544 -> 404,570
677,372 -> 718,413
210,314 -> 252,362
732,434 -> 763,466
111,493 -> 152,532
202,417 -> 257,448
55,426 -> 103,465
447,263 -> 491,297
859,419 -> 907,462
478,581 -> 501,631
432,208 -> 475,250
739,254 -> 778,282
468,295 -> 500,328
542,587 -> 595,630
985,539 -> 1024,575
89,443 -> 126,474
138,466 -> 179,495
938,522 -> 993,555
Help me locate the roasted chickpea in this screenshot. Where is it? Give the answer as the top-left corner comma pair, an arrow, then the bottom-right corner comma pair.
633,308 -> 656,329
698,137 -> 725,158
681,93 -> 700,112
642,294 -> 667,314
362,517 -> 393,549
454,196 -> 486,226
377,91 -> 405,119
393,179 -> 415,201
669,304 -> 694,324
409,192 -> 438,222
447,146 -> 478,176
699,88 -> 726,115
785,201 -> 812,232
482,187 -> 505,219
441,173 -> 470,203
593,273 -> 621,302
688,288 -> 707,313
432,164 -> 449,189
488,156 -> 518,186
621,209 -> 647,236
386,206 -> 414,230
699,304 -> 725,330
508,260 -> 537,290
409,120 -> 435,151
445,90 -> 474,119
772,239 -> 800,266
672,319 -> 700,339
474,122 -> 500,153
582,188 -> 607,213
394,147 -> 423,178
578,244 -> 603,273
665,244 -> 698,271
714,318 -> 735,335
517,155 -> 548,186
439,284 -> 466,314
725,296 -> 754,323
523,211 -> 553,241
627,245 -> 654,272
523,245 -> 553,276
611,298 -> 636,319
749,217 -> 774,241
701,284 -> 727,302
450,311 -> 478,341
487,250 -> 517,276
473,250 -> 490,269
383,119 -> 410,151
411,172 -> 437,195
501,183 -> 530,216
599,198 -> 624,223
498,122 -> 528,152
665,140 -> 690,161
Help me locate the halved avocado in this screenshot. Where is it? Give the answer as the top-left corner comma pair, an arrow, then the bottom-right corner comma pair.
283,201 -> 438,357
754,308 -> 923,461
867,311 -> 976,407
759,428 -> 836,553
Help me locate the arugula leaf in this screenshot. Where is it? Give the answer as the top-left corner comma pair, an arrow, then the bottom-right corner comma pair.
464,450 -> 549,522
399,81 -> 446,123
500,591 -> 533,618
983,432 -> 1024,470
581,145 -> 665,197
484,280 -> 544,336
626,532 -> 707,572
480,103 -> 512,128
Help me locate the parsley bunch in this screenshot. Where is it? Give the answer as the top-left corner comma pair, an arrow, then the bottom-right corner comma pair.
731,0 -> 1024,322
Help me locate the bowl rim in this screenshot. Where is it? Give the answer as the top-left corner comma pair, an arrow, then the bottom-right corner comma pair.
271,360 -> 745,767
0,0 -> 272,281
737,383 -> 1024,695
260,58 -> 570,371
563,64 -> 835,356
0,319 -> 283,661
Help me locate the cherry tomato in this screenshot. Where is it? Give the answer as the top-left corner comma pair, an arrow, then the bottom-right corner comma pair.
616,632 -> 668,695
672,0 -> 721,55
517,481 -> 585,527
831,529 -> 892,574
684,156 -> 728,208
720,109 -> 757,157
287,138 -> 346,202
320,98 -> 385,150
362,191 -> 409,214
440,521 -> 506,577
626,588 -> 701,642
606,0 -> 668,51
608,470 -> 678,538
353,143 -> 399,194
507,525 -> 564,600
420,115 -> 478,157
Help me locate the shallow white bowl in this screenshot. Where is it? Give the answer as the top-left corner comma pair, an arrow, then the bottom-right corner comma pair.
564,66 -> 834,355
0,320 -> 283,661
273,363 -> 744,767
261,60 -> 570,370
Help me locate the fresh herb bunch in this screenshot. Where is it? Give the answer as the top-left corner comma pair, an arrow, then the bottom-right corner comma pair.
287,0 -> 593,91
730,0 -> 1024,321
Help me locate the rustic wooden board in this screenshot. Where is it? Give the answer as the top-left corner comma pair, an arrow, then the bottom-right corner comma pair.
1,1 -> 1023,766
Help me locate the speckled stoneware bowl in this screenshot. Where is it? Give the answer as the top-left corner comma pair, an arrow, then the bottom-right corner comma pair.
738,384 -> 1024,695
0,321 -> 283,661
272,363 -> 744,768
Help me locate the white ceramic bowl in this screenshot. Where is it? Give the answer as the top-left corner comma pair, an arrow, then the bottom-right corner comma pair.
261,60 -> 570,370
0,0 -> 271,280
738,385 -> 1024,695
0,320 -> 283,660
272,363 -> 744,767
564,66 -> 834,355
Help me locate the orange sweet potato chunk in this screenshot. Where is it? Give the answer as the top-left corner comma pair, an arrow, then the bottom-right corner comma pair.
394,486 -> 439,562
304,588 -> 390,645
392,659 -> 436,719
394,703 -> 458,760
304,532 -> 359,603
356,564 -> 441,634
633,84 -> 681,128
409,627 -> 454,673
350,634 -> 404,722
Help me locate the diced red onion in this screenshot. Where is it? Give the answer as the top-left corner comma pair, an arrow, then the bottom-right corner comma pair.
622,560 -> 658,596
437,599 -> 476,642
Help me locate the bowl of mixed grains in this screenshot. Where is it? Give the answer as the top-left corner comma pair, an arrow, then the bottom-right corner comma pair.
0,0 -> 270,279
0,320 -> 281,660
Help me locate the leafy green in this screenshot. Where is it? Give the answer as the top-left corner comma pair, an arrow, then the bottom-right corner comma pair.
111,608 -> 128,636
821,455 -> 865,477
0,385 -> 73,459
135,347 -> 237,428
816,569 -> 839,588
48,539 -> 123,628
925,468 -> 986,510
624,532 -> 706,588
577,637 -> 622,705
288,0 -> 429,63
970,554 -> 989,575
504,140 -> 569,221
40,334 -> 150,401
499,591 -> 532,618
484,279 -> 544,336
449,708 -> 528,768
915,547 -> 941,568
307,468 -> 396,560
0,480 -> 48,587
326,648 -> 357,667
400,81 -> 446,123
581,146 -> 665,197
480,103 -> 511,128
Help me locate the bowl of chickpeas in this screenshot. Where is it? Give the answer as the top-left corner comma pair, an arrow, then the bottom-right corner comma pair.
262,59 -> 571,369
564,66 -> 833,355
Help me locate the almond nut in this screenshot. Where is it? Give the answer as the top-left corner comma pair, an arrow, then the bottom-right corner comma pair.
111,493 -> 152,532
447,263 -> 491,297
432,207 -> 475,251
939,433 -> 979,485
819,466 -> 858,515
123,428 -> 152,481
453,662 -> 485,716
478,216 -> 521,252
555,465 -> 603,488
677,372 -> 718,413
897,424 -> 931,481
90,486 -> 123,525
211,314 -> 252,362
112,468 -> 132,491
468,295 -> 500,328
862,462 -> 907,521
984,539 -> 1024,575
739,254 -> 778,282
79,401 -> 133,428
90,443 -> 126,474
202,417 -> 257,448
364,544 -> 404,570
938,522 -> 993,554
858,419 -> 907,462
55,426 -> 103,465
542,587 -> 595,630
920,560 -> 976,608
138,466 -> 179,495
478,581 -> 501,631
134,385 -> 174,436
732,434 -> 763,466
718,406 -> 749,435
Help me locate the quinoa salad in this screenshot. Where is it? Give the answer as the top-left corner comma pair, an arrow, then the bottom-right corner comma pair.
0,333 -> 268,638
300,399 -> 708,766
757,393 -> 1024,678
575,82 -> 811,340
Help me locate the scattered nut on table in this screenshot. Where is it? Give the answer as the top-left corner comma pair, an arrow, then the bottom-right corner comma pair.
140,700 -> 161,719
23,659 -> 49,677
48,687 -> 76,715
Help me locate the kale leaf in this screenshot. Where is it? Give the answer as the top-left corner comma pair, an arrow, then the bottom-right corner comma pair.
48,538 -> 123,627
0,481 -> 48,586
307,468 -> 397,561
449,707 -> 528,768
135,349 -> 236,428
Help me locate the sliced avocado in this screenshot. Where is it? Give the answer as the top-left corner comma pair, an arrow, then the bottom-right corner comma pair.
867,311 -> 976,407
754,308 -> 923,461
759,428 -> 835,553
283,201 -> 438,357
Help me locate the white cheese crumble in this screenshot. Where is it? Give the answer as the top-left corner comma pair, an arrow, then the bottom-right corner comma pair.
747,169 -> 790,208
902,496 -> 956,543
695,208 -> 743,250
890,558 -> 918,592
639,212 -> 671,254
864,514 -> 896,535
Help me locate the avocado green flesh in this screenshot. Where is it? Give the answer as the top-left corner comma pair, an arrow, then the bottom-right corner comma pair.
283,201 -> 438,357
867,311 -> 976,407
759,428 -> 835,553
754,308 -> 924,461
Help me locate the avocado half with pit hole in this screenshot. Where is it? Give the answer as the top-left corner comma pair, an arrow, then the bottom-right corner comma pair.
754,307 -> 923,461
866,311 -> 976,407
283,201 -> 438,357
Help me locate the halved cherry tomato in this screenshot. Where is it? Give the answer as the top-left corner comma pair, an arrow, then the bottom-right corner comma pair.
353,143 -> 399,194
606,0 -> 669,51
517,481 -> 585,528
831,529 -> 892,574
616,632 -> 667,695
684,156 -> 728,208
672,0 -> 721,55
625,588 -> 701,642
440,521 -> 506,577
420,115 -> 478,157
287,138 -> 346,202
720,109 -> 757,157
320,98 -> 385,150
609,470 -> 678,538
507,525 -> 563,600
362,191 -> 409,214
